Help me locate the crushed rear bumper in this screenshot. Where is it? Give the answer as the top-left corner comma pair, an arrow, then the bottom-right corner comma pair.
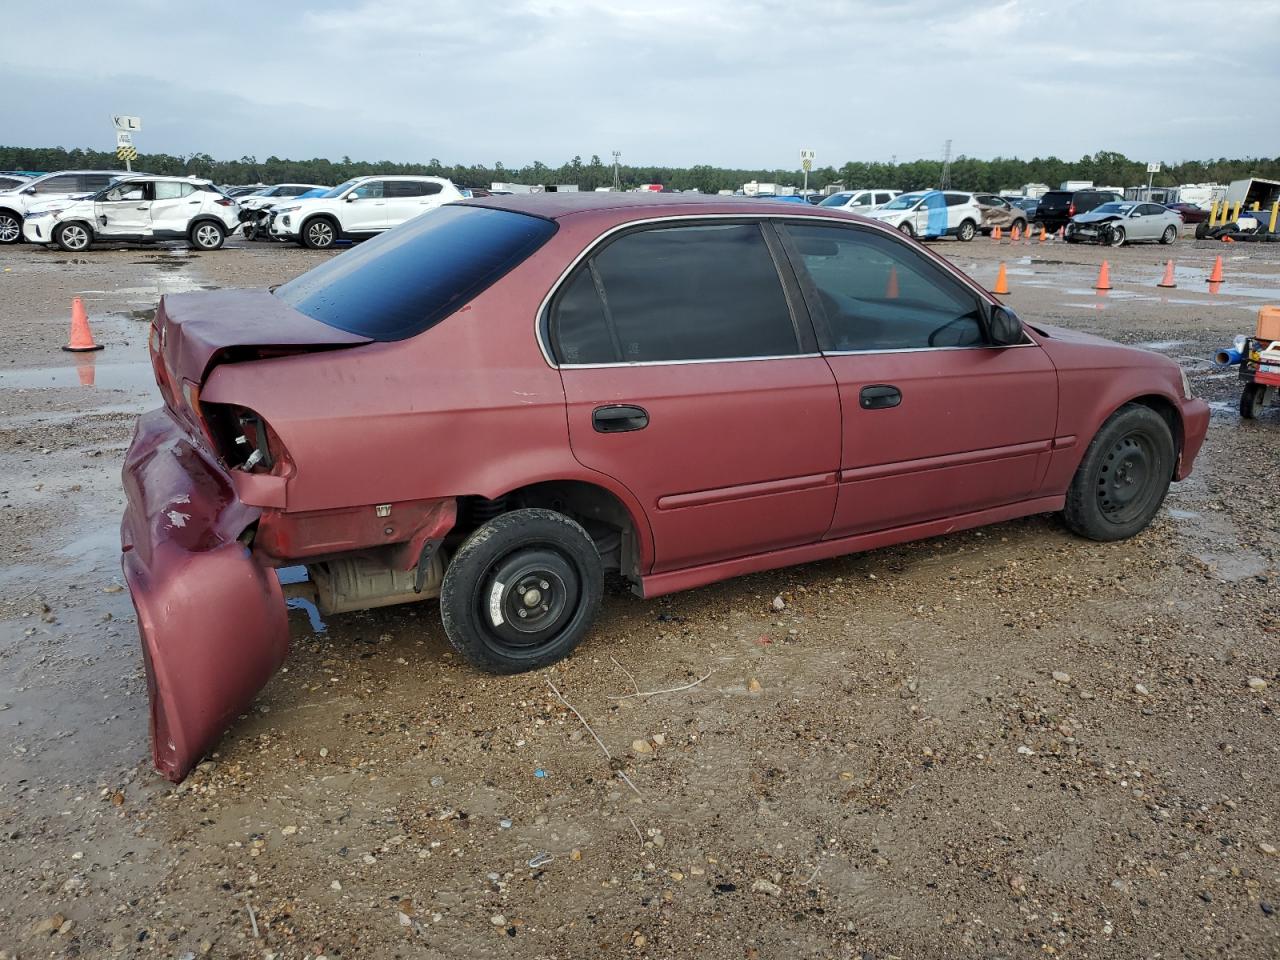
121,408 -> 288,781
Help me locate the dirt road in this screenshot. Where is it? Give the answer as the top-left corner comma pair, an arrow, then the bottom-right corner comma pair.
1,234 -> 1277,959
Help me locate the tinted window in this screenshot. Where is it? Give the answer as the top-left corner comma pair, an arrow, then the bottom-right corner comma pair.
350,180 -> 384,199
552,268 -> 617,364
33,175 -> 82,194
80,175 -> 117,192
785,223 -> 984,351
819,193 -> 853,207
276,205 -> 556,341
944,193 -> 969,207
552,223 -> 799,364
385,181 -> 422,198
875,193 -> 893,204
422,182 -> 443,196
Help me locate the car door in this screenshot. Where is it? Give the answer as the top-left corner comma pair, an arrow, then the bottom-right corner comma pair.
151,181 -> 199,236
95,181 -> 152,236
550,219 -> 842,573
341,179 -> 387,232
777,220 -> 1058,536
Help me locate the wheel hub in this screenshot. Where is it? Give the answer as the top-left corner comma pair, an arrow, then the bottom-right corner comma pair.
1098,436 -> 1151,516
483,550 -> 579,648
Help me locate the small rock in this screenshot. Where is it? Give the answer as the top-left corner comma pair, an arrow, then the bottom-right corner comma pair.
319,747 -> 329,758
430,775 -> 445,787
199,941 -> 212,955
102,584 -> 124,593
1134,683 -> 1150,696
1259,841 -> 1278,856
652,733 -> 665,747
751,878 -> 782,896
631,739 -> 652,754
570,848 -> 582,861
747,678 -> 763,694
1248,677 -> 1268,692
632,932 -> 647,948
1052,671 -> 1071,684
1009,875 -> 1027,895
490,913 -> 507,926
30,912 -> 66,936
1017,745 -> 1035,756
330,880 -> 342,891
771,595 -> 786,611
281,825 -> 298,836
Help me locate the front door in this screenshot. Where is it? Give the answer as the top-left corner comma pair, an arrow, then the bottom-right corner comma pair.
550,220 -> 842,573
778,220 -> 1059,537
341,179 -> 388,232
95,181 -> 152,237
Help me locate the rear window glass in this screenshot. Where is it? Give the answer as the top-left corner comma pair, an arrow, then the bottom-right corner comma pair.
274,204 -> 557,341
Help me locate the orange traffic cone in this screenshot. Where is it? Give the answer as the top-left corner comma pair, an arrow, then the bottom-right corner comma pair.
992,262 -> 1010,295
1222,235 -> 1235,244
1206,255 -> 1224,283
1094,260 -> 1113,291
1157,260 -> 1176,288
1038,226 -> 1048,242
992,226 -> 1002,241
885,265 -> 899,299
62,297 -> 103,353
1011,225 -> 1021,242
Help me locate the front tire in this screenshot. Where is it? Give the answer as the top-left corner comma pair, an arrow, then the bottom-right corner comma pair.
302,217 -> 338,249
440,509 -> 604,674
0,210 -> 21,244
1160,225 -> 1177,245
898,221 -> 915,237
1063,404 -> 1175,541
1240,382 -> 1269,419
190,221 -> 225,251
1109,226 -> 1126,247
957,219 -> 977,242
54,221 -> 93,252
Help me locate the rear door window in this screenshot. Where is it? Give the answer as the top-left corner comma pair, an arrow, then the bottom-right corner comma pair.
385,180 -> 424,198
551,222 -> 801,364
33,175 -> 83,194
783,222 -> 985,352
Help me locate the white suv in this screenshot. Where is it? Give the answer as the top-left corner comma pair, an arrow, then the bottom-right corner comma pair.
818,188 -> 900,214
865,190 -> 982,241
0,170 -> 130,244
270,175 -> 463,248
237,183 -> 327,212
23,176 -> 241,252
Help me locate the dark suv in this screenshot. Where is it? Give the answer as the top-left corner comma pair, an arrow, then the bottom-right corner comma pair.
1034,189 -> 1122,231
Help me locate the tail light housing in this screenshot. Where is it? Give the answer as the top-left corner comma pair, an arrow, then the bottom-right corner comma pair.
215,198 -> 235,207
1068,202 -> 1076,216
202,403 -> 284,473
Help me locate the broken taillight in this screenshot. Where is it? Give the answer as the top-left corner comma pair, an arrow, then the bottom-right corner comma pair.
215,198 -> 235,207
202,403 -> 281,473
1068,203 -> 1076,216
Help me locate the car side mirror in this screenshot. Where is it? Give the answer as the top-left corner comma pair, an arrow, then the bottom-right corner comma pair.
988,305 -> 1023,346
345,193 -> 358,201
23,186 -> 36,195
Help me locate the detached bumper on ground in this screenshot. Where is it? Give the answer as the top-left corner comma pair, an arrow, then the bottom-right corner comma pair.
121,409 -> 289,781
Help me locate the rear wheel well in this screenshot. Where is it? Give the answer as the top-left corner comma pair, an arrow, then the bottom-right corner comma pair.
455,482 -> 642,584
1127,394 -> 1182,460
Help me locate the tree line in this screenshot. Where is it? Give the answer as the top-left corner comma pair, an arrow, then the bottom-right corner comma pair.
2,145 -> 1277,194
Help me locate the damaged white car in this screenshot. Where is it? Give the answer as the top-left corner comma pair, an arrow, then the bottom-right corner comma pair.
1065,201 -> 1181,247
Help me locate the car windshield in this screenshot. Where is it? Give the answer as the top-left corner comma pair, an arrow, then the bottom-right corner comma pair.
275,204 -> 558,341
818,193 -> 852,207
320,179 -> 361,199
1093,203 -> 1133,215
882,194 -> 922,210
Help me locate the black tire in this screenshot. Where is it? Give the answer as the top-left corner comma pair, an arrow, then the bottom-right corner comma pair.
301,216 -> 338,249
1240,382 -> 1268,420
898,221 -> 915,237
440,508 -> 603,674
957,219 -> 977,242
1194,222 -> 1209,240
54,221 -> 93,253
1063,404 -> 1175,541
1013,218 -> 1027,234
1108,226 -> 1126,247
0,209 -> 21,244
189,221 -> 225,251
1160,225 -> 1177,245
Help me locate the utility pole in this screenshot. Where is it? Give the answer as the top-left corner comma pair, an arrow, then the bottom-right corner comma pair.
612,151 -> 621,192
941,139 -> 952,190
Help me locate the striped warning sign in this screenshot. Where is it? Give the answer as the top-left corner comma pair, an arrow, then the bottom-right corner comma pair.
116,146 -> 138,162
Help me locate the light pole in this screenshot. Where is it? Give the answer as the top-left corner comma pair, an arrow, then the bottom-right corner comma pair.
612,151 -> 621,192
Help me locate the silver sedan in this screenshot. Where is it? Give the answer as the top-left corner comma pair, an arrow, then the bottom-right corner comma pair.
1066,201 -> 1181,246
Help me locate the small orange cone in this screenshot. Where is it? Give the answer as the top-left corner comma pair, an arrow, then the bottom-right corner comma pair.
1011,225 -> 1021,241
62,297 -> 103,353
1038,226 -> 1048,242
1094,260 -> 1113,291
1206,255 -> 1224,283
1222,235 -> 1235,244
885,265 -> 899,299
992,226 -> 1002,241
1157,260 -> 1176,288
992,262 -> 1010,295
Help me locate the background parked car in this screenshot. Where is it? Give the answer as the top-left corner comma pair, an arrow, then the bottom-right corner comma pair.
819,189 -> 900,214
238,183 -> 327,239
23,176 -> 240,252
1012,196 -> 1040,218
1033,188 -> 1123,231
974,194 -> 1029,235
1065,201 -> 1181,247
866,190 -> 982,240
1165,201 -> 1208,224
0,170 -> 130,244
269,175 -> 464,248
0,174 -> 31,192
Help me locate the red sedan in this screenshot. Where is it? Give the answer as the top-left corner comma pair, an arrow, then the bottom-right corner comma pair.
121,193 -> 1209,780
1165,202 -> 1209,224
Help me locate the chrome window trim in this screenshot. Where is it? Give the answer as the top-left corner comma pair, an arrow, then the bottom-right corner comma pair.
822,340 -> 1037,357
559,352 -> 823,370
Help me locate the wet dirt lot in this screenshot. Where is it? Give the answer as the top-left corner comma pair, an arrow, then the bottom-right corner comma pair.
1,233 -> 1277,959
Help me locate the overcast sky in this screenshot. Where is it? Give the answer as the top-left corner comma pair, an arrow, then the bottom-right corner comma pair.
2,0 -> 1277,169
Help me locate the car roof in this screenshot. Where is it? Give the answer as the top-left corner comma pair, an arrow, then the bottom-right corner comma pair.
115,175 -> 212,183
459,191 -> 895,224
351,175 -> 452,182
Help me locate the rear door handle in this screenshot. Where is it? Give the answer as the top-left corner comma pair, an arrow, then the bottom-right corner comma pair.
859,384 -> 901,410
592,404 -> 649,433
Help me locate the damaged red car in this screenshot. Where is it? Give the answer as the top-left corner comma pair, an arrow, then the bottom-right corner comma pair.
121,193 -> 1210,780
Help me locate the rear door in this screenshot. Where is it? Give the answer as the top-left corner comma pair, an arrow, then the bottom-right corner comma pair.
778,220 -> 1058,536
383,180 -> 427,228
151,181 -> 199,235
551,219 -> 842,573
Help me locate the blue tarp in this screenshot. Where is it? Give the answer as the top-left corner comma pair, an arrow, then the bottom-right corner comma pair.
921,191 -> 947,238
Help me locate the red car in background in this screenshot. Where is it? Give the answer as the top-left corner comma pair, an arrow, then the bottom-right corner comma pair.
121,193 -> 1209,780
1165,202 -> 1209,224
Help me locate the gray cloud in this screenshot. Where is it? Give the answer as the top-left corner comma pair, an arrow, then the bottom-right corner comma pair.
2,0 -> 1277,167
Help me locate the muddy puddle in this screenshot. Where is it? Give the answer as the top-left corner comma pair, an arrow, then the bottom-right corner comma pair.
0,360 -> 157,393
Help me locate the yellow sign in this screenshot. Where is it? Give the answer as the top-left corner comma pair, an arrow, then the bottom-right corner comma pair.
117,146 -> 138,162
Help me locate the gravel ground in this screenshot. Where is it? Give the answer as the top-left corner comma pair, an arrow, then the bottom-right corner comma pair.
0,232 -> 1277,959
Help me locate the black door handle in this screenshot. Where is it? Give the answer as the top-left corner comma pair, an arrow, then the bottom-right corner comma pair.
592,404 -> 649,433
859,384 -> 901,410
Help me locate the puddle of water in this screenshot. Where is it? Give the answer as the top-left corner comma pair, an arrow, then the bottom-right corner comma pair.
0,361 -> 157,393
1136,340 -> 1189,351
279,565 -> 327,634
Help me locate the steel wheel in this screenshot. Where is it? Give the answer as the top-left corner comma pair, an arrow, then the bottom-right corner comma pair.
0,212 -> 20,244
56,222 -> 91,252
304,219 -> 336,249
192,223 -> 224,250
1095,432 -> 1161,525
